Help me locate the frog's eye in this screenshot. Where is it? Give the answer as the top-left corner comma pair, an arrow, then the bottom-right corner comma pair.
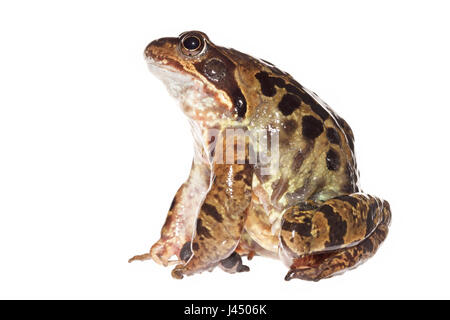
183,36 -> 200,50
180,33 -> 205,56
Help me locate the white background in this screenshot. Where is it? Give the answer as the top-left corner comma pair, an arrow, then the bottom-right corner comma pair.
0,0 -> 449,299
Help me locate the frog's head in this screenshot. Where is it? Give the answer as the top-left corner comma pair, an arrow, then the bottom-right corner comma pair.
145,31 -> 261,125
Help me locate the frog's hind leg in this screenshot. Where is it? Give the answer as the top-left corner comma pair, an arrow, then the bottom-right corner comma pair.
280,194 -> 391,281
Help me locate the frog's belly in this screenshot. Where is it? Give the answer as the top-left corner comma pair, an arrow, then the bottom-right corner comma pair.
244,185 -> 282,255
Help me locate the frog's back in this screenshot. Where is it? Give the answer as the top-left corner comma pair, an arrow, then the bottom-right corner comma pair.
223,48 -> 360,206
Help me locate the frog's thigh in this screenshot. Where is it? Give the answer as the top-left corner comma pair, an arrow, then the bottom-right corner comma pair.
279,193 -> 391,281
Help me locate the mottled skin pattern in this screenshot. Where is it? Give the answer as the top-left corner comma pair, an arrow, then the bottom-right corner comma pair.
129,31 -> 391,281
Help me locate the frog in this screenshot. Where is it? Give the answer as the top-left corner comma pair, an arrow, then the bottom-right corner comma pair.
129,31 -> 391,281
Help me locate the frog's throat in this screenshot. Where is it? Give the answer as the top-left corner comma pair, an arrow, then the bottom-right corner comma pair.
146,58 -> 233,124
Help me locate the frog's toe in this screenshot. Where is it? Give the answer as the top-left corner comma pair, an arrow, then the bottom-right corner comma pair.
128,253 -> 152,264
284,267 -> 321,281
148,238 -> 187,266
237,265 -> 250,272
171,264 -> 186,279
128,248 -> 170,266
219,252 -> 250,274
283,251 -> 334,281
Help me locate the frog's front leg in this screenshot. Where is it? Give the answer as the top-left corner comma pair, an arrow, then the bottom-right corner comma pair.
280,193 -> 391,281
171,161 -> 253,279
129,161 -> 210,266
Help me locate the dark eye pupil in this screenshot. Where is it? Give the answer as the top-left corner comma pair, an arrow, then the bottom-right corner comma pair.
183,36 -> 200,50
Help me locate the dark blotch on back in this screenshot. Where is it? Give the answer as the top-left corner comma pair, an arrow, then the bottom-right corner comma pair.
255,71 -> 277,97
326,148 -> 340,171
302,116 -> 324,139
202,203 -> 223,223
320,205 -> 347,248
326,127 -> 341,145
282,119 -> 298,135
254,69 -> 332,121
284,83 -> 330,121
278,93 -> 302,116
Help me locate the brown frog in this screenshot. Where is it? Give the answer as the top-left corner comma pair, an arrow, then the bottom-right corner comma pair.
129,31 -> 391,281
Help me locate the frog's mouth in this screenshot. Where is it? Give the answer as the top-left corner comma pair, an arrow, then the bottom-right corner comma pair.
145,57 -> 233,125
